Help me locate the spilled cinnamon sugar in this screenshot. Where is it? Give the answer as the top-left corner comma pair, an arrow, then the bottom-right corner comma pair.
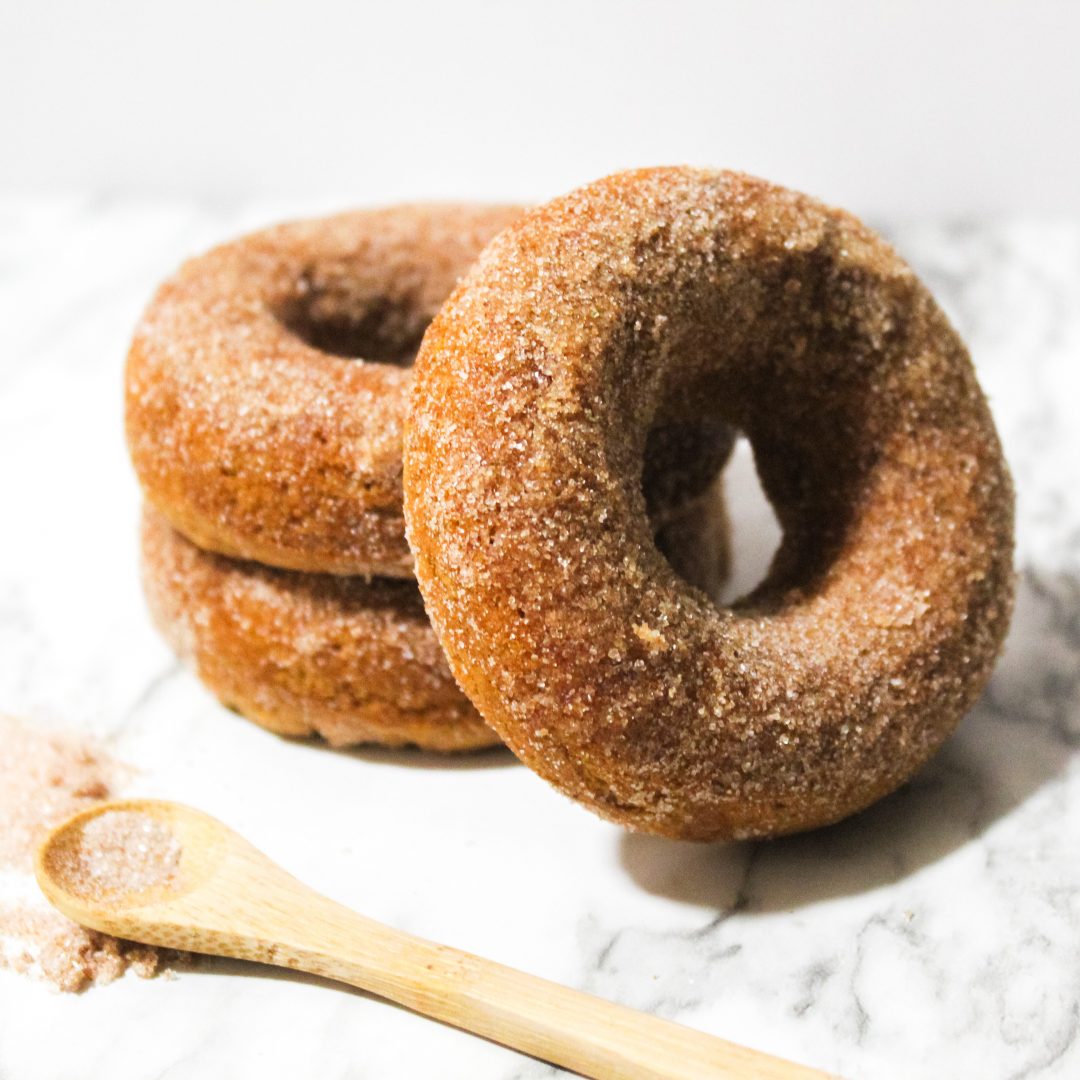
57,810 -> 182,902
0,715 -> 186,991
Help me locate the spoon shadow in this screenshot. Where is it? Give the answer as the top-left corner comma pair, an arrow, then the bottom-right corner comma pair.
184,953 -> 375,997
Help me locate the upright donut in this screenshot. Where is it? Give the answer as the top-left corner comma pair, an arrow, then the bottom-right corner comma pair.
404,168 -> 1015,840
127,204 -> 522,577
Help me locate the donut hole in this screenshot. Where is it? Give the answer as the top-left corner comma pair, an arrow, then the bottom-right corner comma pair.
716,435 -> 782,605
278,286 -> 428,366
642,418 -> 736,600
643,426 -> 782,606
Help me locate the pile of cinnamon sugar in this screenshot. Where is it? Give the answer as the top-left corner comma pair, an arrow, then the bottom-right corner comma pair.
58,809 -> 183,903
0,715 -> 185,991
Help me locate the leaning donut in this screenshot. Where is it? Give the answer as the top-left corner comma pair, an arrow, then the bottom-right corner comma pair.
127,204 -> 523,577
140,506 -> 498,751
404,167 -> 1015,840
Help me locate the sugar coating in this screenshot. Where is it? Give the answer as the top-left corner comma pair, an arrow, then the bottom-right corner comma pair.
51,810 -> 182,902
0,716 -> 183,991
139,506 -> 500,751
126,204 -> 524,577
404,167 -> 1016,841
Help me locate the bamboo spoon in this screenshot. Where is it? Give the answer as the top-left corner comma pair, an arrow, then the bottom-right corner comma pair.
36,799 -> 837,1080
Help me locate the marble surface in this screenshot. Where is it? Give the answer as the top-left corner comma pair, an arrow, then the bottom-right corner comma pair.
0,195 -> 1078,1080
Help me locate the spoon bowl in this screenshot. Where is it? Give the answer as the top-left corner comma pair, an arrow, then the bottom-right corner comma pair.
38,799 -> 223,915
37,799 -> 836,1080
37,799 -> 323,959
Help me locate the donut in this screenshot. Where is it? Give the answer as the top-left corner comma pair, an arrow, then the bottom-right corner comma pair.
127,204 -> 523,577
404,167 -> 1015,840
139,505 -> 498,751
126,203 -> 733,578
140,490 -> 728,751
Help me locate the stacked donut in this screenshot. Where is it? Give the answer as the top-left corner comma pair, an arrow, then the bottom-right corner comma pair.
127,170 -> 1015,840
126,202 -> 731,754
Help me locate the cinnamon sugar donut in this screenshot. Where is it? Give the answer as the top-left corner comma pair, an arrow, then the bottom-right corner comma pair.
140,506 -> 498,751
404,167 -> 1015,840
126,203 -> 733,578
126,204 -> 522,577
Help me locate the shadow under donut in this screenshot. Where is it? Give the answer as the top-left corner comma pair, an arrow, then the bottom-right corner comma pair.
297,737 -> 519,772
619,566 -> 1080,912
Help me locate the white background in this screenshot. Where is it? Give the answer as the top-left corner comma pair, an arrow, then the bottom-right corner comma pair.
2,0 -> 1078,217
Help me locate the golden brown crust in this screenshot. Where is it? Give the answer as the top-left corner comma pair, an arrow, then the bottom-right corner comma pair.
404,167 -> 1016,840
126,204 -> 524,576
139,506 -> 499,751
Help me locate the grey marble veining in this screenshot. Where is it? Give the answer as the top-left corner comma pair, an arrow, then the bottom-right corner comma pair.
0,198 -> 1077,1080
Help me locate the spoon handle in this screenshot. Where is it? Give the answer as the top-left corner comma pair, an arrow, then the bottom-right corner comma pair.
262,887 -> 834,1080
35,800 -> 836,1079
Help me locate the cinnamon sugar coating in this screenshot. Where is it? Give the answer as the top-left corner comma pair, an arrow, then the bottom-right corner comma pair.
126,204 -> 523,576
139,506 -> 498,750
404,167 -> 1016,840
46,810 -> 182,903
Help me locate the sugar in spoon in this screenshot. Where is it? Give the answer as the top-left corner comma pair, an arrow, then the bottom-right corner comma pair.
36,799 -> 837,1080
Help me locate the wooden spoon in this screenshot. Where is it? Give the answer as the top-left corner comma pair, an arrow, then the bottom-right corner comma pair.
36,799 -> 837,1080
